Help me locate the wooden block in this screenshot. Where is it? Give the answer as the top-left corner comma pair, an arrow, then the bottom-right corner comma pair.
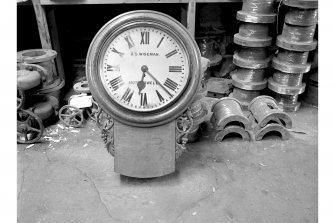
114,121 -> 176,178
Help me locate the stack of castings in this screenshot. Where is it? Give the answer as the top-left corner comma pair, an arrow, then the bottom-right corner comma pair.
268,0 -> 318,111
230,0 -> 276,109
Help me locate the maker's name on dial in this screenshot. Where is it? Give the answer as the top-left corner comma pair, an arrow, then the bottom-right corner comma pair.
128,81 -> 158,85
130,52 -> 159,56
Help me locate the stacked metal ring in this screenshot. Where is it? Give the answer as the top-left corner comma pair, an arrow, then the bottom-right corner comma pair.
269,0 -> 318,112
231,0 -> 276,108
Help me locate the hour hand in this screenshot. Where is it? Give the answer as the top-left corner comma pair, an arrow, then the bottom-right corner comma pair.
137,72 -> 146,95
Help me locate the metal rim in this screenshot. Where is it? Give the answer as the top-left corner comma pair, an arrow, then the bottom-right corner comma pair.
17,110 -> 44,144
58,105 -> 84,127
17,49 -> 57,63
86,10 -> 201,127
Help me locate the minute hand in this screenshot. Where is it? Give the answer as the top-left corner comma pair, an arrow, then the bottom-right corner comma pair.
145,70 -> 173,97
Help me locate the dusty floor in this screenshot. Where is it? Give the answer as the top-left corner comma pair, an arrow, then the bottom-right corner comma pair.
17,102 -> 318,223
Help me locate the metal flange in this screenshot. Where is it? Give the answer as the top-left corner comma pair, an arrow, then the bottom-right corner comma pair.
281,23 -> 316,43
248,95 -> 292,129
73,80 -> 90,94
211,97 -> 251,130
214,125 -> 251,142
282,0 -> 318,9
17,109 -> 44,144
277,49 -> 309,65
272,56 -> 311,73
254,123 -> 290,141
274,93 -> 301,112
234,23 -> 272,47
268,77 -> 306,95
233,52 -> 270,69
231,68 -> 267,90
17,49 -> 57,64
285,8 -> 318,26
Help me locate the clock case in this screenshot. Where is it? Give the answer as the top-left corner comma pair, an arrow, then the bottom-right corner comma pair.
86,11 -> 201,178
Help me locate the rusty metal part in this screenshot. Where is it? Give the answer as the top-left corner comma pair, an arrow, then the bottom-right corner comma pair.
96,109 -> 113,130
272,71 -> 303,87
268,77 -> 305,95
31,101 -> 55,121
17,63 -> 50,88
276,24 -> 317,51
229,87 -> 261,109
254,123 -> 290,141
35,77 -> 65,94
283,0 -> 318,9
214,125 -> 251,142
236,0 -> 276,23
59,105 -> 84,127
277,50 -> 309,65
196,38 -> 222,67
233,47 -> 270,69
285,8 -> 318,26
234,23 -> 272,47
274,93 -> 301,112
248,95 -> 292,128
17,49 -> 58,84
17,68 -> 41,91
73,80 -> 90,94
17,87 -> 25,110
17,109 -> 44,144
211,97 -> 251,130
231,68 -> 267,90
272,56 -> 311,73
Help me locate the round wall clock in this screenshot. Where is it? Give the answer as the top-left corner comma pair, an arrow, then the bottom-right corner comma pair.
86,10 -> 201,127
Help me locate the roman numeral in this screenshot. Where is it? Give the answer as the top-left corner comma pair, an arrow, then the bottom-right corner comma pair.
109,76 -> 124,91
169,66 -> 182,72
140,93 -> 148,107
140,31 -> 150,44
164,78 -> 178,92
124,35 -> 135,49
111,47 -> 124,57
157,37 -> 164,48
107,64 -> 120,71
122,87 -> 134,102
156,90 -> 164,102
165,49 -> 178,58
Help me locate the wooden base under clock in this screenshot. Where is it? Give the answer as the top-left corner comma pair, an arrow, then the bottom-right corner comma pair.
114,120 -> 176,178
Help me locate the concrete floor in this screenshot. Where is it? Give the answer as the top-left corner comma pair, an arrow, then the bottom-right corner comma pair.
17,103 -> 318,223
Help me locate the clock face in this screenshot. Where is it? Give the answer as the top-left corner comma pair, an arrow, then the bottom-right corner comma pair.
100,26 -> 190,112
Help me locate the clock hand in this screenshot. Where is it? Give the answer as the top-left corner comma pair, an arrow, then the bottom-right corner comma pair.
141,65 -> 173,97
137,72 -> 146,95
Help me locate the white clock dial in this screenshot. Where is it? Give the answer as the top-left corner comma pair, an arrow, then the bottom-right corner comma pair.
100,26 -> 190,112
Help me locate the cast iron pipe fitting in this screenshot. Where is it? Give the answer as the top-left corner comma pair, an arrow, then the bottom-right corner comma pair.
214,125 -> 251,142
285,8 -> 318,26
283,0 -> 318,9
274,93 -> 301,112
237,0 -> 276,23
231,68 -> 267,90
233,47 -> 271,69
272,56 -> 311,73
234,23 -> 272,47
229,87 -> 261,109
211,97 -> 251,130
248,95 -> 292,129
254,123 -> 290,141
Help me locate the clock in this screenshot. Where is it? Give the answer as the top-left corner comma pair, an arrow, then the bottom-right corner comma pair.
86,10 -> 201,177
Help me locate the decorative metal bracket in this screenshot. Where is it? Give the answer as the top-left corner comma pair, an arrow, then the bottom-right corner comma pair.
175,108 -> 194,159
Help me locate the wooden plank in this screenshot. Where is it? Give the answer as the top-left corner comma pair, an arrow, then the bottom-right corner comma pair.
114,121 -> 176,178
186,0 -> 196,37
47,9 -> 65,80
32,0 -> 58,79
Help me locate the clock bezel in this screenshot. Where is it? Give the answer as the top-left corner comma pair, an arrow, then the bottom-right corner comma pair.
86,10 -> 201,127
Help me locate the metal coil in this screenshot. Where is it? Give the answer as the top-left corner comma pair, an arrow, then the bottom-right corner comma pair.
282,23 -> 316,43
275,93 -> 298,105
273,72 -> 303,87
232,68 -> 265,82
285,8 -> 318,26
238,23 -> 270,38
242,0 -> 275,14
277,50 -> 309,65
238,47 -> 268,60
